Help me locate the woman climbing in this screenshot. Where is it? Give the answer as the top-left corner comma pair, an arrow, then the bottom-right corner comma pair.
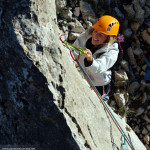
73,15 -> 120,100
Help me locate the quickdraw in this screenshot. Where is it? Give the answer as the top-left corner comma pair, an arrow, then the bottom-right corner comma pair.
121,134 -> 129,150
60,34 -> 135,150
60,34 -> 87,55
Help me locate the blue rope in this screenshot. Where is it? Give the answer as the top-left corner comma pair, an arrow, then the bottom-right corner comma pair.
76,59 -> 135,150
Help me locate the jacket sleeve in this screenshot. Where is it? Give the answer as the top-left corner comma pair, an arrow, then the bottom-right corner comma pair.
85,43 -> 119,73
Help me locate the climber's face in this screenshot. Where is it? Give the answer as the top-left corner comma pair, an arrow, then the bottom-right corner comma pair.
92,30 -> 108,46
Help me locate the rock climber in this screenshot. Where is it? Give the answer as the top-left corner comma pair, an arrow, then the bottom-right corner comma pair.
73,15 -> 120,100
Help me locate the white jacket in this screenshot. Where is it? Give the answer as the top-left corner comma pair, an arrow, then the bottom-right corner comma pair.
73,30 -> 119,86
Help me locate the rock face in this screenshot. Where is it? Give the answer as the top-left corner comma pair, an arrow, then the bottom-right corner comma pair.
55,0 -> 150,148
0,0 -> 79,149
0,0 -> 147,150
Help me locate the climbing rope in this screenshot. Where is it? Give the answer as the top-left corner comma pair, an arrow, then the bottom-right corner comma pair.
60,34 -> 135,150
76,58 -> 135,150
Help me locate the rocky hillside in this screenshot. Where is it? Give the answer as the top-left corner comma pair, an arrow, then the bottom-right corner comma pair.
0,0 -> 148,150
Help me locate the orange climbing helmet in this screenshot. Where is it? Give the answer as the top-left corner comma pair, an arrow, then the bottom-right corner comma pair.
93,15 -> 120,36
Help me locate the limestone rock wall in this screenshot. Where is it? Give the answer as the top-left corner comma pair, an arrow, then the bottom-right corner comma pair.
56,0 -> 150,149
0,0 -> 147,150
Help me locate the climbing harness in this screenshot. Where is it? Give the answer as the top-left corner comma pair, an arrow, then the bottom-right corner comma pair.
60,34 -> 135,150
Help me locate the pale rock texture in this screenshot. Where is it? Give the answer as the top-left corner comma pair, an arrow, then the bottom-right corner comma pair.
0,0 -> 147,150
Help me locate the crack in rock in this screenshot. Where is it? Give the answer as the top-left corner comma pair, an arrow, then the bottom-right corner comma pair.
65,108 -> 91,149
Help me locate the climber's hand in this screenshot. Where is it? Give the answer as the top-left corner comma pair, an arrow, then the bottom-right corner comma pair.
83,49 -> 92,62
